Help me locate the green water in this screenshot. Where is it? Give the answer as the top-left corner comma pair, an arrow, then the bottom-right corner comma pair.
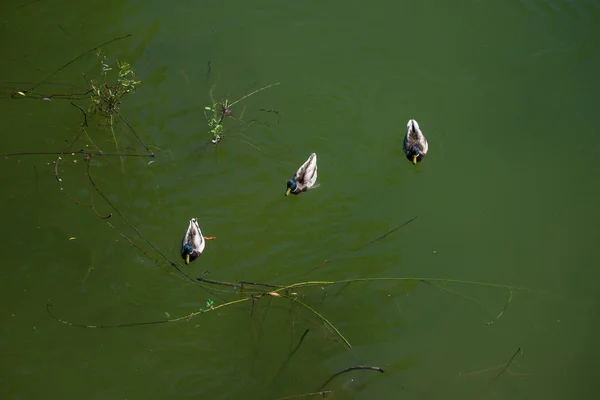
2,0 -> 599,398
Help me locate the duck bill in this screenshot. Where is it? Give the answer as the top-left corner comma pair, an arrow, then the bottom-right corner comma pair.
285,188 -> 291,196
412,155 -> 417,164
185,254 -> 190,264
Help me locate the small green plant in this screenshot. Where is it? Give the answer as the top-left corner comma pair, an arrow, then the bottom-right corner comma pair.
89,53 -> 141,117
204,100 -> 231,144
87,52 -> 142,157
199,298 -> 215,312
203,82 -> 280,144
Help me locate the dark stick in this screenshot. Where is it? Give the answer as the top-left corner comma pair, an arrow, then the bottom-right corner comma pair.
205,60 -> 211,84
354,215 -> 418,251
26,34 -> 132,92
196,276 -> 285,292
249,296 -> 256,316
89,195 -> 112,219
71,102 -> 88,126
314,216 -> 418,269
196,276 -> 239,288
240,280 -> 283,289
252,108 -> 281,127
273,329 -> 310,381
488,348 -> 522,385
318,365 -> 384,391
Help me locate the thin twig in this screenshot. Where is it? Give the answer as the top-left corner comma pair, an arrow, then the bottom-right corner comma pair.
2,150 -> 152,158
71,102 -> 88,126
228,82 -> 280,108
494,288 -> 514,321
205,60 -> 211,84
420,280 -> 482,305
27,34 -> 132,92
287,295 -> 351,349
273,329 -> 310,381
114,109 -> 154,156
275,390 -> 333,400
46,297 -> 249,329
318,365 -> 384,391
85,158 -> 190,281
81,251 -> 96,283
488,348 -> 522,386
106,221 -> 155,261
313,216 -> 418,269
354,216 -> 418,251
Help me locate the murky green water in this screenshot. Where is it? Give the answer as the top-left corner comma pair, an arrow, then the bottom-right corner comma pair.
2,0 -> 599,398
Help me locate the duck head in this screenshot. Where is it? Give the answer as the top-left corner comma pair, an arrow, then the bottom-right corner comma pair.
409,145 -> 421,164
285,179 -> 297,196
182,243 -> 194,264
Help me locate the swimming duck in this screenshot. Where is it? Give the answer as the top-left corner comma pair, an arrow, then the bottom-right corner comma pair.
180,218 -> 215,265
285,153 -> 318,196
403,119 -> 429,164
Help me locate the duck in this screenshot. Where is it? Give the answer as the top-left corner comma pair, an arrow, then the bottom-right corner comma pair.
403,119 -> 429,164
285,153 -> 318,196
180,218 -> 215,264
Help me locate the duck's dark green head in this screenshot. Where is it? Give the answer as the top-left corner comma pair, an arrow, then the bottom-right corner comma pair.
285,179 -> 297,196
182,243 -> 194,264
410,145 -> 421,164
